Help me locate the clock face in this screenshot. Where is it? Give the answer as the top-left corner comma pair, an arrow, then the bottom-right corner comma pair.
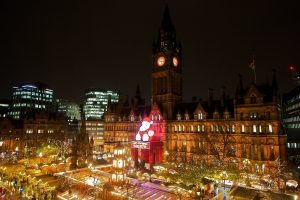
173,57 -> 178,67
157,56 -> 165,66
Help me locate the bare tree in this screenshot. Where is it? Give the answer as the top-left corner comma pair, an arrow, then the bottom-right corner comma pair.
271,157 -> 291,191
206,130 -> 237,171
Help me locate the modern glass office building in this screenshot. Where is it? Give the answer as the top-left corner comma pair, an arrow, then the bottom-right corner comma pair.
8,82 -> 54,119
83,89 -> 119,120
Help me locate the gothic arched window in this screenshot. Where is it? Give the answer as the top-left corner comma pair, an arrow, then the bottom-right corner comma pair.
198,111 -> 203,120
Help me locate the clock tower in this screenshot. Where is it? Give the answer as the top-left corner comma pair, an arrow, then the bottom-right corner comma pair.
151,4 -> 182,119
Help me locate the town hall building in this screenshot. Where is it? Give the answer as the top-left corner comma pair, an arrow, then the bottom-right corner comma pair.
103,4 -> 286,175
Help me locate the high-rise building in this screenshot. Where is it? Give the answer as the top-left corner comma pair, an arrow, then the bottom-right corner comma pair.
83,89 -> 118,120
85,120 -> 104,154
56,99 -> 81,121
8,82 -> 54,119
0,99 -> 11,118
282,86 -> 300,158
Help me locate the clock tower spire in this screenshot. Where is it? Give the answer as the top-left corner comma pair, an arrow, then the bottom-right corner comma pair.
151,4 -> 182,119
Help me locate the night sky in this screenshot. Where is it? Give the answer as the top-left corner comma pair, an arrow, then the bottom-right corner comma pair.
1,0 -> 300,104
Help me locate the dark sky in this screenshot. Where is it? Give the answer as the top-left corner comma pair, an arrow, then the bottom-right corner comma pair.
1,0 -> 300,104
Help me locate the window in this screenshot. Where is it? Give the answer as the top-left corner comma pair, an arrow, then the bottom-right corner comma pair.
259,125 -> 262,133
241,125 -> 245,133
232,125 -> 235,133
38,129 -> 44,134
201,125 -> 205,132
215,125 -> 219,133
185,114 -> 189,120
130,115 -> 134,122
190,125 -> 193,132
174,125 -> 177,132
226,125 -> 230,132
26,129 -> 33,134
198,112 -> 203,120
262,164 -> 265,173
197,125 -> 200,132
178,125 -> 182,132
253,125 -> 257,133
177,114 -> 181,121
268,124 -> 273,133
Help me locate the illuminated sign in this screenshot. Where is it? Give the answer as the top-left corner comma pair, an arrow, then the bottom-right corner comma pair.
135,118 -> 155,142
131,141 -> 150,149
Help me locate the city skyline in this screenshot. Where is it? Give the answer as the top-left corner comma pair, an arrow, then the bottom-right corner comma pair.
1,0 -> 300,104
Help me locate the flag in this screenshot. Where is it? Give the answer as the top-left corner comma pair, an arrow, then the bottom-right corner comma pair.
249,58 -> 255,70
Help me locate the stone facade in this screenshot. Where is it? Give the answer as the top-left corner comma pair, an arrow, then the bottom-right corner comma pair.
103,4 -> 286,174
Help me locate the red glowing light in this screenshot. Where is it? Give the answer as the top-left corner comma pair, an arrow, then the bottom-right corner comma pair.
289,65 -> 296,71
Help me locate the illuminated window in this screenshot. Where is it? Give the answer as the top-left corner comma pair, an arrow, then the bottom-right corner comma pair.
198,112 -> 203,120
253,125 -> 257,133
255,164 -> 259,172
185,114 -> 189,120
177,114 -> 181,120
259,125 -> 262,133
130,115 -> 134,122
226,125 -> 230,132
117,160 -> 123,168
26,129 -> 33,134
38,129 -> 44,134
190,125 -> 193,132
215,125 -> 219,133
174,125 -> 177,132
268,124 -> 273,133
197,125 -> 200,132
118,149 -> 123,155
241,125 -> 245,133
201,125 -> 205,132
